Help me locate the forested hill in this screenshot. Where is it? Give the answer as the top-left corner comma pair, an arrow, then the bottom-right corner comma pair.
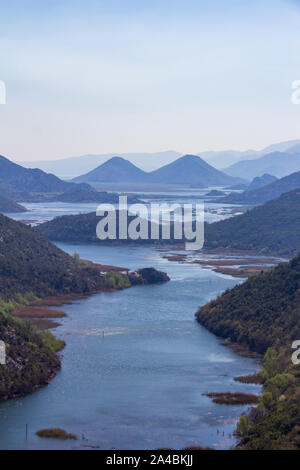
196,256 -> 300,449
36,210 -> 183,244
0,213 -> 122,301
196,254 -> 300,354
0,194 -> 26,213
0,213 -> 170,300
204,188 -> 300,256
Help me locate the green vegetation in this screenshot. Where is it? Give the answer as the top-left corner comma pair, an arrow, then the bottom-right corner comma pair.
205,188 -> 300,256
104,272 -> 131,289
235,348 -> 300,449
41,330 -> 65,353
196,254 -> 300,354
0,311 -> 60,401
0,213 -> 124,301
36,428 -> 78,440
196,255 -> 300,449
236,416 -> 250,438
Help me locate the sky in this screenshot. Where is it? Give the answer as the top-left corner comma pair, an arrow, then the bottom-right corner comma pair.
0,0 -> 300,162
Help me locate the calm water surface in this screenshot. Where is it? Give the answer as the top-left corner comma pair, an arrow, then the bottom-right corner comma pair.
0,243 -> 261,450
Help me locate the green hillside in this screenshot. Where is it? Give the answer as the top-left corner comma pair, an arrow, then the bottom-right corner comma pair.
196,255 -> 300,449
0,213 -> 111,301
205,189 -> 300,256
0,312 -> 61,401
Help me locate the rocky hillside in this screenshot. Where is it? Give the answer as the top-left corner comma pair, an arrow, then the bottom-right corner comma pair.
0,313 -> 62,401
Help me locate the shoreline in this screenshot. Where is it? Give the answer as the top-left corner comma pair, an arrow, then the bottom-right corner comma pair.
161,250 -> 288,278
11,261 -> 133,325
3,266 -> 130,401
4,263 -> 170,404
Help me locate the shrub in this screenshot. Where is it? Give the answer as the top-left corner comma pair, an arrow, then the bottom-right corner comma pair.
36,428 -> 77,440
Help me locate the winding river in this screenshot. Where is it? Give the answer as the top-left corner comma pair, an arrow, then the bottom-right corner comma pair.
0,242 -> 261,450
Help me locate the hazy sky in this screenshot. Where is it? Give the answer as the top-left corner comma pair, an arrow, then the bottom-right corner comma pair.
0,0 -> 300,162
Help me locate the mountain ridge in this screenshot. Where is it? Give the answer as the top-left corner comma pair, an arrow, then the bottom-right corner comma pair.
222,169 -> 300,205
224,151 -> 300,180
73,154 -> 245,186
0,155 -> 91,193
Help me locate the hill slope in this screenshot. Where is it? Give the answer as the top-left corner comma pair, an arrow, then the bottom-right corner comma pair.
224,151 -> 300,180
0,312 -> 61,401
73,154 -> 244,186
198,140 -> 300,169
204,189 -> 300,256
0,155 -> 90,193
36,210 -> 183,245
222,169 -> 300,205
148,155 -> 245,185
0,213 -> 119,300
248,173 -> 277,191
196,254 -> 300,354
196,255 -> 300,449
73,157 -> 149,183
20,151 -> 181,177
0,194 -> 26,213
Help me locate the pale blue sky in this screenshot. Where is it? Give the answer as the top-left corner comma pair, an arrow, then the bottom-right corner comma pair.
0,0 -> 300,161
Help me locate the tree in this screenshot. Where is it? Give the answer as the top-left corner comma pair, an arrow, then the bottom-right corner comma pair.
236,415 -> 249,438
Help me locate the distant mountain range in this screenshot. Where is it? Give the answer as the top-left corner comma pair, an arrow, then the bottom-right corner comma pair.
222,169 -> 300,205
17,139 -> 300,180
200,139 -> 300,169
224,151 -> 300,180
0,155 -> 144,206
20,151 -> 182,178
73,155 -> 245,187
0,155 -> 90,194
